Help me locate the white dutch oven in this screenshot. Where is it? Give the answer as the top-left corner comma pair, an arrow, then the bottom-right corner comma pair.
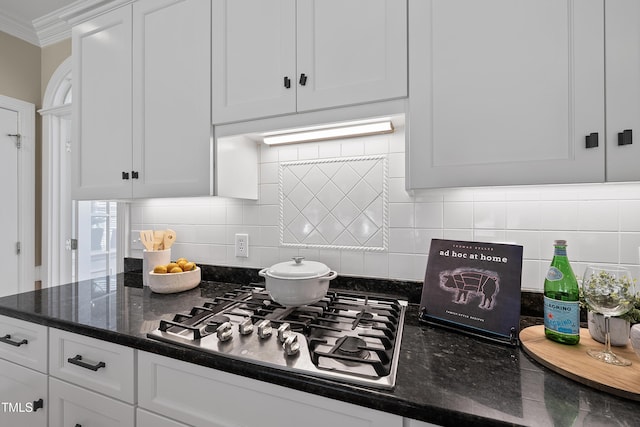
258,257 -> 338,306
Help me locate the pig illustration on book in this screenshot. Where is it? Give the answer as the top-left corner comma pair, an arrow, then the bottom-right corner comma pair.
439,268 -> 499,310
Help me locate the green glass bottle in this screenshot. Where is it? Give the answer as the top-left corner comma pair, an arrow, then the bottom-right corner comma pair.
543,240 -> 580,344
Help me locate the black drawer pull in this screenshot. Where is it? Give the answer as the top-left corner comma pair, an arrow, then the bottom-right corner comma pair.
67,354 -> 106,371
32,398 -> 43,412
284,76 -> 291,89
618,129 -> 632,146
299,73 -> 308,86
75,424 -> 82,427
122,171 -> 129,180
585,132 -> 598,148
0,334 -> 28,347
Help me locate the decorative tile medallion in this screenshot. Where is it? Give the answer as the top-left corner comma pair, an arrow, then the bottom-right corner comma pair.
279,155 -> 388,251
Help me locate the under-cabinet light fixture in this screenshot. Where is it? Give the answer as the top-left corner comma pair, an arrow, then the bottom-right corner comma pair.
262,118 -> 394,145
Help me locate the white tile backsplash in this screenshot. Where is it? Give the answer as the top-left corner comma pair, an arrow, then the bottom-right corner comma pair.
130,125 -> 640,290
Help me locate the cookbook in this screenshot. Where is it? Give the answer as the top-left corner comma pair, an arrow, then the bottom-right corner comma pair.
420,239 -> 523,345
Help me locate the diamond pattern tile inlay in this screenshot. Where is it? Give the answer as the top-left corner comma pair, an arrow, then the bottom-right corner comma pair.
280,155 -> 387,251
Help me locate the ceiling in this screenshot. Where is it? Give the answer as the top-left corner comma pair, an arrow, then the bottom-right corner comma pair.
0,0 -> 101,46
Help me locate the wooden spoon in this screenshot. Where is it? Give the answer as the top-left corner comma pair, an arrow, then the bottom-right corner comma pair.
153,230 -> 165,251
140,230 -> 154,251
163,229 -> 176,249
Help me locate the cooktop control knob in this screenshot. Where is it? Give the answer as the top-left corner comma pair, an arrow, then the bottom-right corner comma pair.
216,322 -> 233,342
238,318 -> 254,335
283,334 -> 300,356
277,322 -> 291,342
257,319 -> 272,339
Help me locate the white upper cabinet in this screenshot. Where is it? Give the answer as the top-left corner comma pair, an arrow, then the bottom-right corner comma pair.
605,0 -> 640,182
72,6 -> 132,200
73,0 -> 212,200
212,0 -> 408,124
132,0 -> 211,198
407,0 -> 605,189
212,0 -> 296,124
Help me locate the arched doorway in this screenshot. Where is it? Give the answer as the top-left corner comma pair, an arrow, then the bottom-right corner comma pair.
40,57 -> 73,287
41,57 -> 124,287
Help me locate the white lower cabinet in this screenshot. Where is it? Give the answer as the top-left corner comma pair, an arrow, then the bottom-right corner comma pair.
49,328 -> 135,404
0,315 -> 48,373
404,418 -> 440,427
49,377 -> 135,427
138,351 -> 403,427
0,358 -> 47,427
137,408 -> 189,427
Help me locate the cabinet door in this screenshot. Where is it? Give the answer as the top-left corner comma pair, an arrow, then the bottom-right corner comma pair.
0,359 -> 47,427
137,408 -> 190,427
407,0 -> 605,189
132,0 -> 212,198
49,328 -> 135,404
139,351 -> 402,427
605,0 -> 640,182
72,6 -> 133,200
296,0 -> 407,112
212,0 -> 297,124
49,378 -> 134,427
0,315 -> 47,373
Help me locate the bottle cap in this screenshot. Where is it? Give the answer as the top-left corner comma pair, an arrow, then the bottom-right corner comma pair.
553,240 -> 567,246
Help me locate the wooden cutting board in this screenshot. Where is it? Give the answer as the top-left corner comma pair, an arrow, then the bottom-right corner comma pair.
520,325 -> 640,401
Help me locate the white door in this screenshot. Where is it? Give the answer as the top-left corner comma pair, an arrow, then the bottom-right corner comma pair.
605,0 -> 640,181
407,0 -> 605,189
296,0 -> 408,112
212,0 -> 297,124
72,5 -> 133,200
0,107 -> 20,297
132,0 -> 212,198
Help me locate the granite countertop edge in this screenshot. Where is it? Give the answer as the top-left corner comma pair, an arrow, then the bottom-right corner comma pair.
2,265 -> 635,427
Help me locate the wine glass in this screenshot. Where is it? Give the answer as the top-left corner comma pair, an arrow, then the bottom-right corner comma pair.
582,265 -> 636,366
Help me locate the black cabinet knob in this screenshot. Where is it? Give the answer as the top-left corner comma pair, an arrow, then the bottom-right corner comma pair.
284,76 -> 291,89
132,171 -> 139,179
585,132 -> 598,149
618,129 -> 632,146
32,398 -> 43,412
299,73 -> 307,86
122,171 -> 129,180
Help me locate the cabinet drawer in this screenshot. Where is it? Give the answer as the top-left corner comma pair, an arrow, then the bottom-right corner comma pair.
49,377 -> 134,427
0,358 -> 47,427
138,351 -> 402,427
0,315 -> 47,373
137,408 -> 190,427
49,328 -> 135,404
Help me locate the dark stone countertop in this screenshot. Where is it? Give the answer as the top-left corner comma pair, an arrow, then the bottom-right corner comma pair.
0,271 -> 638,426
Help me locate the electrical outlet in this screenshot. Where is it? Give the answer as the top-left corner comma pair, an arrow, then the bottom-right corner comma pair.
131,230 -> 144,250
235,233 -> 249,258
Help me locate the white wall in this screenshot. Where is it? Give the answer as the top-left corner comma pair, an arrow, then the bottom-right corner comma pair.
130,123 -> 640,291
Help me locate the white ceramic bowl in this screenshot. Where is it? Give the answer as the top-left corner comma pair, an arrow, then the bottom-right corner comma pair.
148,267 -> 201,294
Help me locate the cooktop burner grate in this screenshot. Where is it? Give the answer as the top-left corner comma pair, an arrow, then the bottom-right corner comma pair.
147,284 -> 407,389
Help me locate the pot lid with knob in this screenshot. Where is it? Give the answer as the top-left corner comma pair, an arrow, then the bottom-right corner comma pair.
261,257 -> 331,280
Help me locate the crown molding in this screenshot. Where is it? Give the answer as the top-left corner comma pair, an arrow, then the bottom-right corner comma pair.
0,10 -> 40,46
34,0 -> 123,47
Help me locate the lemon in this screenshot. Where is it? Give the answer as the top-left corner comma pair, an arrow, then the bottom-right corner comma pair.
153,265 -> 167,274
176,257 -> 188,264
177,260 -> 188,269
166,262 -> 179,272
169,266 -> 183,273
183,262 -> 196,271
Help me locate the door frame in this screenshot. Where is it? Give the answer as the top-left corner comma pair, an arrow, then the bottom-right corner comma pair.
0,94 -> 35,293
40,56 -> 72,287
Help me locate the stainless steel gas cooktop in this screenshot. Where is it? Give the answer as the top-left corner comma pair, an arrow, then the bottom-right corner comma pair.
147,285 -> 407,389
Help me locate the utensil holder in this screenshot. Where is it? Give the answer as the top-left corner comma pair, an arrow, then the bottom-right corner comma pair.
142,249 -> 171,287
